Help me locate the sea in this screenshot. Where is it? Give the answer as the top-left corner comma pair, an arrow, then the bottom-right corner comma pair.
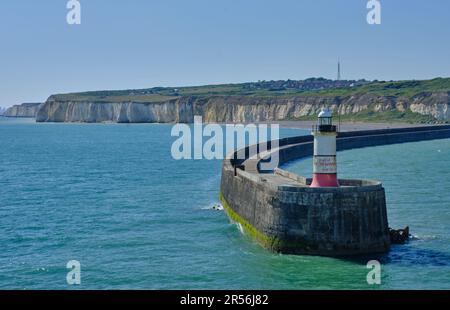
0,116 -> 449,289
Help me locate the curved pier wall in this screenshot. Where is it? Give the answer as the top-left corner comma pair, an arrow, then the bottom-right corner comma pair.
230,125 -> 450,170
220,125 -> 450,256
255,125 -> 450,170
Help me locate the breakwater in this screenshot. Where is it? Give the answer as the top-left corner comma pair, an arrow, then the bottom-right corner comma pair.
220,125 -> 450,256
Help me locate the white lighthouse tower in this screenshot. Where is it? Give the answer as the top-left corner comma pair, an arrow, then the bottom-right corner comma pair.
310,108 -> 339,188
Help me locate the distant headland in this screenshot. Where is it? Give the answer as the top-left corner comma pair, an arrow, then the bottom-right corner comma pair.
3,103 -> 41,118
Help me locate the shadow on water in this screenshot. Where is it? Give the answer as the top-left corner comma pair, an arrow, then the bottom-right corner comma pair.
340,243 -> 450,267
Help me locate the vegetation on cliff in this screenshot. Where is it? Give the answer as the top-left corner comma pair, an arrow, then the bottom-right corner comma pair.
300,78 -> 450,98
49,78 -> 364,103
292,109 -> 438,124
50,77 -> 450,104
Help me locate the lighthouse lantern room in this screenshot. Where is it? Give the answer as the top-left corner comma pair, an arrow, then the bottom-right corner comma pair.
310,109 -> 340,188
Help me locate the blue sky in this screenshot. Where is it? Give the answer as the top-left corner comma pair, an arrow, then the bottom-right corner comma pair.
1,0 -> 450,108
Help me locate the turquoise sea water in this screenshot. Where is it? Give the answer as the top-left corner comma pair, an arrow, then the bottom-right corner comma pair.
0,117 -> 449,289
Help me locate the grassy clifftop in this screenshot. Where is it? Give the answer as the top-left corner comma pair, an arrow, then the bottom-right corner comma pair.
292,109 -> 438,124
50,78 -> 450,104
300,78 -> 450,97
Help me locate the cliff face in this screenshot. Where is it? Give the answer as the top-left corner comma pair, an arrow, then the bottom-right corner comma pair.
408,92 -> 450,120
36,92 -> 450,123
4,103 -> 42,118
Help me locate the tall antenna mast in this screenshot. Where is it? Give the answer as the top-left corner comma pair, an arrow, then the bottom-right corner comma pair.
337,58 -> 341,81
337,58 -> 341,131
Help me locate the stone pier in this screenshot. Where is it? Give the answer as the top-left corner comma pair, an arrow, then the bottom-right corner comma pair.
220,125 -> 450,256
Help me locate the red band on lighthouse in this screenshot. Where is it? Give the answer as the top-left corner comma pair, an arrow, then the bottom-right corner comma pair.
311,173 -> 339,188
310,109 -> 339,188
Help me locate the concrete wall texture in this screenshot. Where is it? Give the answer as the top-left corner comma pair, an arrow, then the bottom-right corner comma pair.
220,125 -> 450,256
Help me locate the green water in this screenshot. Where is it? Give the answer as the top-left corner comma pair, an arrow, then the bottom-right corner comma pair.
0,117 -> 449,289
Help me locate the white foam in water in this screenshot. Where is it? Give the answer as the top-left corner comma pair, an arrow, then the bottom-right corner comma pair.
411,234 -> 438,241
201,203 -> 224,211
236,223 -> 245,235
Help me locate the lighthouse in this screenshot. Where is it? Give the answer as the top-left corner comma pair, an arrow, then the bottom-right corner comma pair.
310,108 -> 339,188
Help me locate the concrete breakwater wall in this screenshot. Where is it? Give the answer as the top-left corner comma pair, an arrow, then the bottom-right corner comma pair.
220,125 -> 450,256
